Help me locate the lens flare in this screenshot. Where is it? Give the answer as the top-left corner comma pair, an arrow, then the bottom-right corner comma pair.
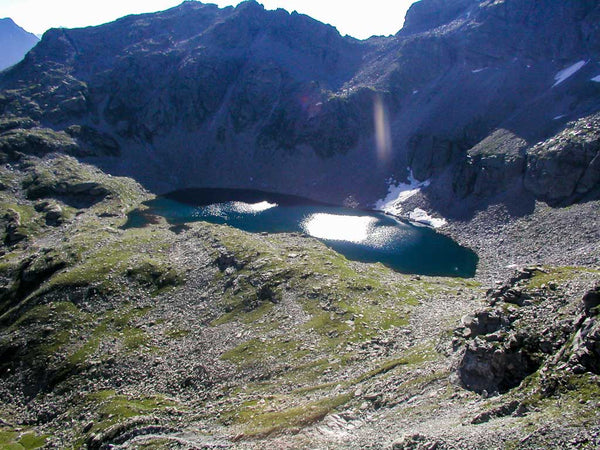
374,94 -> 392,163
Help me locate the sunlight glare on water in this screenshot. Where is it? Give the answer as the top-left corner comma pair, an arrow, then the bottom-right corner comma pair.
301,213 -> 377,243
196,201 -> 278,218
231,201 -> 278,213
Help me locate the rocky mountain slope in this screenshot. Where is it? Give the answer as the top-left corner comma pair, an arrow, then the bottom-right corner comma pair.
0,0 -> 599,449
0,18 -> 39,71
0,0 -> 599,209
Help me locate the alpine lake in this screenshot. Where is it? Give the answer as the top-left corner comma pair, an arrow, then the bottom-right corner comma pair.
125,188 -> 478,278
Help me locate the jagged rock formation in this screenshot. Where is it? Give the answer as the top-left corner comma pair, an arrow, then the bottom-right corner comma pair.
0,18 -> 39,71
0,0 -> 598,210
455,269 -> 600,395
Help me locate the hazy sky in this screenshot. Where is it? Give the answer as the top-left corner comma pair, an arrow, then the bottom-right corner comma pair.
0,0 -> 417,39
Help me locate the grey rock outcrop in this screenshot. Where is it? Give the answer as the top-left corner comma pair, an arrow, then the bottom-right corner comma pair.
583,284 -> 600,314
3,208 -> 26,244
456,271 -> 600,395
524,114 -> 600,204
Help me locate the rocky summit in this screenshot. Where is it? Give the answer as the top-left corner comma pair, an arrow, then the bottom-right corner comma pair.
0,0 -> 599,449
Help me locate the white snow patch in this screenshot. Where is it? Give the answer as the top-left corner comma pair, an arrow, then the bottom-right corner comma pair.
471,68 -> 487,73
553,114 -> 566,120
408,208 -> 447,228
591,75 -> 600,82
553,60 -> 587,87
374,170 -> 430,216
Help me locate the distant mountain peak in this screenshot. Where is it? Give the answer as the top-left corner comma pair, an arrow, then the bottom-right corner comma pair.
0,17 -> 39,71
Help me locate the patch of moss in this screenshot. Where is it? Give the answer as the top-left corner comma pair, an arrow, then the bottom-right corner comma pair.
10,299 -> 85,329
3,301 -> 151,384
134,438 -> 177,448
0,200 -> 43,242
0,117 -> 37,133
67,306 -> 152,364
0,429 -> 49,450
276,357 -> 347,387
84,390 -> 177,435
222,338 -> 310,367
535,373 -> 600,424
349,343 -> 439,385
20,154 -> 149,218
122,327 -> 150,350
526,266 -> 600,290
0,430 -> 18,445
164,328 -> 191,339
16,433 -> 49,450
0,127 -> 78,159
507,368 -> 600,430
231,392 -> 354,438
4,301 -> 91,372
68,336 -> 101,367
301,302 -> 409,349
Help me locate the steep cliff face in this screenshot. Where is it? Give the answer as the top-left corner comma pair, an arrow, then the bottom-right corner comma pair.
0,0 -> 599,211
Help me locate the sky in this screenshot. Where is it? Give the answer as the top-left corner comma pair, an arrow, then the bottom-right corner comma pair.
0,0 -> 417,40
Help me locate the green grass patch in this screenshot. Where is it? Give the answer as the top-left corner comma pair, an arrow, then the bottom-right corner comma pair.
68,305 -> 152,362
4,301 -> 151,380
350,343 -> 439,385
45,226 -> 181,294
0,200 -> 43,242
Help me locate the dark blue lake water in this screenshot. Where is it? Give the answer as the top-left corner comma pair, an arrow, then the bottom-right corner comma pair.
125,188 -> 478,278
